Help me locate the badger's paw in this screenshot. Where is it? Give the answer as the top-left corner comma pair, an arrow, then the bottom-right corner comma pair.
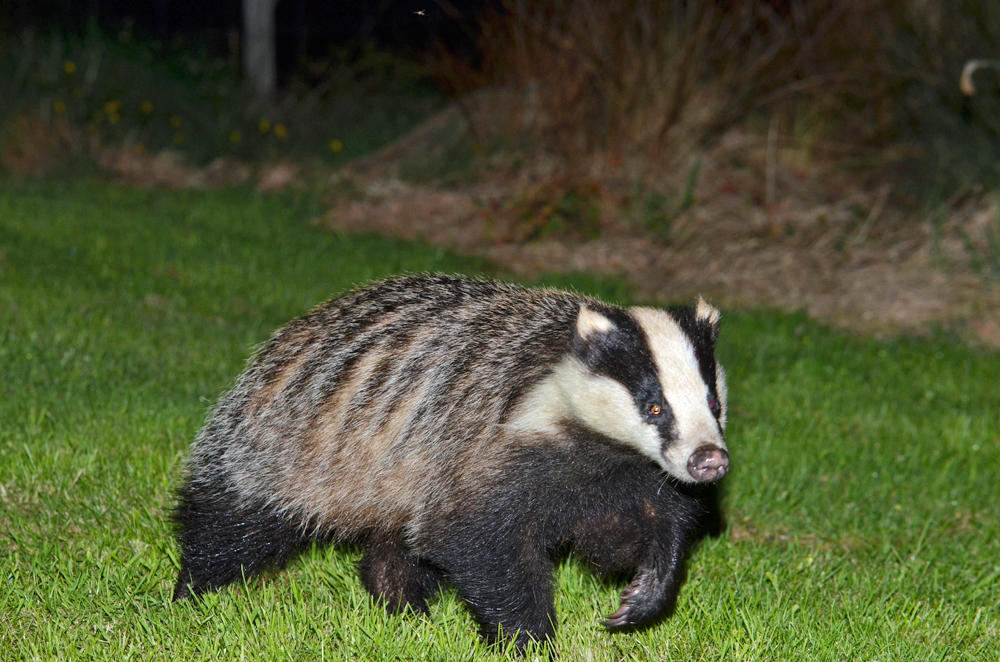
600,571 -> 676,629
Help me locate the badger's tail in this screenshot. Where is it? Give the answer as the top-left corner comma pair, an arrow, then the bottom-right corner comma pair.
172,479 -> 313,601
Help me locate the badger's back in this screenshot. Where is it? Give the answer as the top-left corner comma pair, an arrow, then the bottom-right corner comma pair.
186,275 -> 588,536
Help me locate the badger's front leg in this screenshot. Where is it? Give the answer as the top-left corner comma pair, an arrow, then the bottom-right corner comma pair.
427,518 -> 556,651
451,553 -> 556,651
601,517 -> 698,628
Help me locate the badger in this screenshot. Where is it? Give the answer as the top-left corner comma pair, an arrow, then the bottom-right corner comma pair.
173,274 -> 730,651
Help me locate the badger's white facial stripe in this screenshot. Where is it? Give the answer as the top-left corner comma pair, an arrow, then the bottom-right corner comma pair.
508,357 -> 662,460
630,307 -> 727,482
576,305 -> 615,339
716,362 -> 728,431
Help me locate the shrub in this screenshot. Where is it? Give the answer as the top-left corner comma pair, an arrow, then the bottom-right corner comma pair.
438,0 -> 1000,191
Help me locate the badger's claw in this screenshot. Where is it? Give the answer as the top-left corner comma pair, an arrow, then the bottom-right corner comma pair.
600,577 -> 647,628
600,571 -> 676,629
600,603 -> 633,628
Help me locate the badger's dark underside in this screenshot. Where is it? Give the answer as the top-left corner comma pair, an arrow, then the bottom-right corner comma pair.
173,432 -> 718,651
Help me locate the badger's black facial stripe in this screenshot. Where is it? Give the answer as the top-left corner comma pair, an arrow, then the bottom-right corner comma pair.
571,307 -> 678,440
669,307 -> 721,420
571,308 -> 651,391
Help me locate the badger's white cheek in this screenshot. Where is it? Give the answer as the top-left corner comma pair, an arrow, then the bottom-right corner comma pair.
561,369 -> 662,461
578,390 -> 661,459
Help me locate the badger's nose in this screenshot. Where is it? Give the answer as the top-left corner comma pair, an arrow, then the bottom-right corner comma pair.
687,446 -> 729,482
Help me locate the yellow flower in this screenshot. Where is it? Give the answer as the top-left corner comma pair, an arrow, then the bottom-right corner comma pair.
108,112 -> 120,125
63,60 -> 77,75
230,130 -> 242,144
104,100 -> 122,114
169,114 -> 182,128
53,101 -> 67,115
329,139 -> 344,153
140,101 -> 154,115
258,119 -> 271,133
273,123 -> 288,140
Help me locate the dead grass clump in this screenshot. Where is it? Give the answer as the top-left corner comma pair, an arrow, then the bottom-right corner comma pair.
432,1 -> 1000,201
437,0 -> 895,163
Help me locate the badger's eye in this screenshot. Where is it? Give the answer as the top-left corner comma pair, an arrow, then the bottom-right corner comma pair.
708,395 -> 720,416
649,404 -> 662,416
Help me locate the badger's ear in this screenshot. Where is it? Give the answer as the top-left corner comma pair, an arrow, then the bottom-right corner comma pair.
571,305 -> 617,367
575,305 -> 615,340
694,296 -> 721,342
695,297 -> 720,326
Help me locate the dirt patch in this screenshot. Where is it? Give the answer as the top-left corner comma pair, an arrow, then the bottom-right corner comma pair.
69,90 -> 1000,347
326,91 -> 1000,346
97,148 -> 253,189
96,147 -> 312,194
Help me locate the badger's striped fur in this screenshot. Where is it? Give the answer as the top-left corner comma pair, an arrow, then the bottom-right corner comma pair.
173,274 -> 730,650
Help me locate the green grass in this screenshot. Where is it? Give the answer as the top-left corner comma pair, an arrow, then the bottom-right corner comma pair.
1,178 -> 997,660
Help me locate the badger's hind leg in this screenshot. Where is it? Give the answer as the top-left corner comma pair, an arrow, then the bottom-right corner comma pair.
359,539 -> 443,615
173,483 -> 312,601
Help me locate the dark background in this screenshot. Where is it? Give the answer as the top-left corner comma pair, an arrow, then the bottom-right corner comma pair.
0,0 -> 485,73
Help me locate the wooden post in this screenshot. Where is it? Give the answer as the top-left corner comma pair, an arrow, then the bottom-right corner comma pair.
243,0 -> 278,102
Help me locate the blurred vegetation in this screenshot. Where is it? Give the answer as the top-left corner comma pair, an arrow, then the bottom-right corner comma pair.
2,2 -> 1000,205
0,21 -> 443,172
439,0 -> 1000,197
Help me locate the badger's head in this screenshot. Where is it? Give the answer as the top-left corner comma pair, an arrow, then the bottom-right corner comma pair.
530,298 -> 728,483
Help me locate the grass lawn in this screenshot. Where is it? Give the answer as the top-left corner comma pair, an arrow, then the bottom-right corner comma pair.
1,178 -> 997,660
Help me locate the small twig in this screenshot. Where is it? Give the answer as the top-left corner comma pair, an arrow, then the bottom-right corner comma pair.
851,184 -> 892,246
765,115 -> 778,209
67,468 -> 86,491
810,228 -> 838,256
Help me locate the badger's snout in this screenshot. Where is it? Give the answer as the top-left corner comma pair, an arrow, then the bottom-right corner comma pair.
686,446 -> 729,482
